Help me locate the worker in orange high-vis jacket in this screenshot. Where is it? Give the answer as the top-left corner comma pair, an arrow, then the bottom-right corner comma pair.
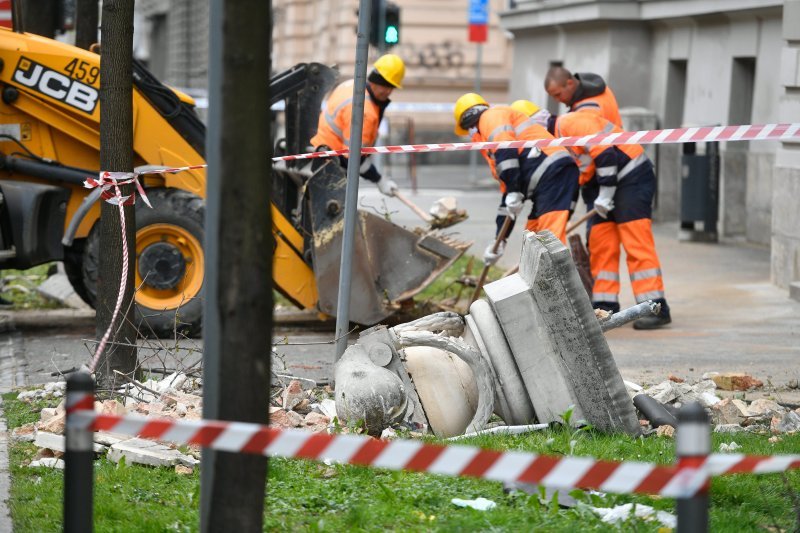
554,110 -> 671,329
453,93 -> 579,266
310,54 -> 405,196
544,66 -> 622,128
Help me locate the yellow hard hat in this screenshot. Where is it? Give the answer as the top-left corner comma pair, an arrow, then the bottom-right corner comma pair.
510,99 -> 541,117
454,93 -> 489,135
372,54 -> 405,88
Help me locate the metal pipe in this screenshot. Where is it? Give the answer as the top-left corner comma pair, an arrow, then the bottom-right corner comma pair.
600,301 -> 660,332
335,0 -> 372,360
446,424 -> 549,441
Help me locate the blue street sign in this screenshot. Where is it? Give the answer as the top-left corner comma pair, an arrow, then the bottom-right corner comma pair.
468,0 -> 488,25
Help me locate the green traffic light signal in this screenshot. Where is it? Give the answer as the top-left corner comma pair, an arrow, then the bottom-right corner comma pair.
385,25 -> 399,45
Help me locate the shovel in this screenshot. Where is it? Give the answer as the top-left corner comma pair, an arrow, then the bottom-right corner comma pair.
395,191 -> 468,230
501,208 -> 598,278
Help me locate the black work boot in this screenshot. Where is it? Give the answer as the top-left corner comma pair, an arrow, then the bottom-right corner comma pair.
633,298 -> 671,330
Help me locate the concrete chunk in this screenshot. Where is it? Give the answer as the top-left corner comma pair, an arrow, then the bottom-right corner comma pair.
485,231 -> 640,435
34,431 -> 106,453
108,438 -> 199,467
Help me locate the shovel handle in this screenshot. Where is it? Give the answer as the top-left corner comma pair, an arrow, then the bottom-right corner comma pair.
395,191 -> 433,223
469,216 -> 514,306
565,208 -> 597,235
502,209 -> 597,278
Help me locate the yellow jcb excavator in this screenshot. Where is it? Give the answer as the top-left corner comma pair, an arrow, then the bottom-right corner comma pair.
0,28 -> 468,337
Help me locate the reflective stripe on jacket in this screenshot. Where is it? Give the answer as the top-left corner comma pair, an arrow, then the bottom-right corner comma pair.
555,111 -> 647,186
311,80 -> 383,152
473,106 -> 570,193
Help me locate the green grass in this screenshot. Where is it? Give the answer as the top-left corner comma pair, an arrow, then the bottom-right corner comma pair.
4,392 -> 799,532
0,263 -> 63,310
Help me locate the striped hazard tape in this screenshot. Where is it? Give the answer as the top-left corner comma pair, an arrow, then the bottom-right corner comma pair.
64,397 -> 800,498
273,122 -> 800,162
85,123 -> 800,187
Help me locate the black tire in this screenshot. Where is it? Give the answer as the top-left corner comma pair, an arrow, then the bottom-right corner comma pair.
63,239 -> 93,305
82,188 -> 205,338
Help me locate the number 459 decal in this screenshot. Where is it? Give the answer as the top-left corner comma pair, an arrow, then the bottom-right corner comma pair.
64,58 -> 99,85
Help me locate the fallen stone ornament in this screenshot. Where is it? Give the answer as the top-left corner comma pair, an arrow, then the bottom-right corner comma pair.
332,230 -> 643,437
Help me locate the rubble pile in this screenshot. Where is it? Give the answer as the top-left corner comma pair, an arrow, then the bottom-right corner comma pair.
630,373 -> 800,436
12,372 -> 337,471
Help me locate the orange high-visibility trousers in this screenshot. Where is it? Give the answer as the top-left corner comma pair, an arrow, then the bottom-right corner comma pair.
587,219 -> 665,305
526,211 -> 570,244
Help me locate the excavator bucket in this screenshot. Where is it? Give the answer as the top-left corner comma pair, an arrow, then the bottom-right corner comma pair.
306,160 -> 471,325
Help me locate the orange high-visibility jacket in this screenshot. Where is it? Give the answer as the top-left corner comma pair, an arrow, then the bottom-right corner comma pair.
568,73 -> 622,128
311,80 -> 384,151
555,111 -> 648,186
472,106 -> 570,193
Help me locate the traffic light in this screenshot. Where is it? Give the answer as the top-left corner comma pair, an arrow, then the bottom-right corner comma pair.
367,0 -> 401,49
383,2 -> 400,47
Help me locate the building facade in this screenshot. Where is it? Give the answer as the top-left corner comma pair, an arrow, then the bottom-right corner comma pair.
134,0 -> 513,153
500,0 -> 799,293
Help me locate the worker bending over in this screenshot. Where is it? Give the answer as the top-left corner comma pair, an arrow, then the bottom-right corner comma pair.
453,93 -> 579,266
544,66 -> 622,127
311,54 -> 404,196
553,108 -> 671,329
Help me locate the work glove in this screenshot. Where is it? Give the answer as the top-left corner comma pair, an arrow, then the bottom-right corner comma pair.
505,192 -> 525,217
594,186 -> 616,218
376,176 -> 399,197
483,239 -> 505,266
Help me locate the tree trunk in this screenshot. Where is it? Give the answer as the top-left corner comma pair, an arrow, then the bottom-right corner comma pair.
96,0 -> 137,389
201,0 -> 272,531
75,0 -> 99,50
20,0 -> 58,37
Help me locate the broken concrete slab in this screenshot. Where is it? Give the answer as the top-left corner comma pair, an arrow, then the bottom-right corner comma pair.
34,431 -> 106,454
746,399 -> 787,418
484,230 -> 639,435
714,424 -> 747,434
28,458 -> 64,469
711,398 -> 748,426
774,410 -> 800,434
107,438 -> 198,468
39,413 -> 65,434
36,272 -> 92,310
93,432 -> 129,447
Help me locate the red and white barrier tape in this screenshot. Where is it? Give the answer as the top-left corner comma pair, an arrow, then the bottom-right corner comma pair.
79,123 -> 800,190
84,173 -> 140,373
64,403 -> 800,498
273,122 -> 800,162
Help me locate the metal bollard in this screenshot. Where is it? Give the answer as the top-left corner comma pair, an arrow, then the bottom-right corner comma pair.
64,372 -> 95,533
676,402 -> 710,533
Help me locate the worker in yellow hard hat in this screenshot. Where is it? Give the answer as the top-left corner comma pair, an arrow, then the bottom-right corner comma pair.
311,54 -> 405,196
453,93 -> 579,266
